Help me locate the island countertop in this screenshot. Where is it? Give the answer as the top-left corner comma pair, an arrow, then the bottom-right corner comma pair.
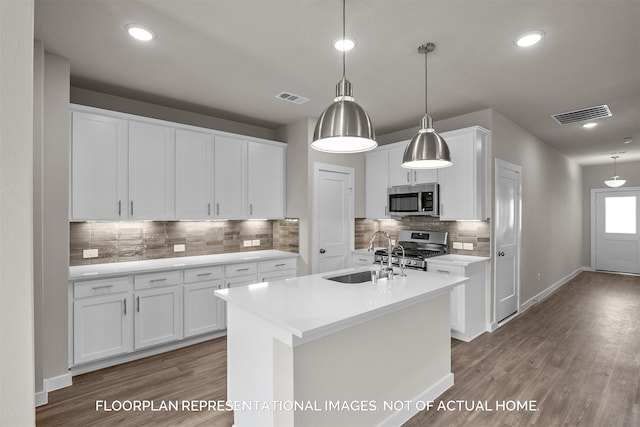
215,266 -> 467,343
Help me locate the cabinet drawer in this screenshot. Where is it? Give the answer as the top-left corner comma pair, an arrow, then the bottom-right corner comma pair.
225,262 -> 257,278
427,263 -> 465,277
74,276 -> 131,299
226,275 -> 258,288
134,270 -> 181,290
259,257 -> 297,273
184,266 -> 223,283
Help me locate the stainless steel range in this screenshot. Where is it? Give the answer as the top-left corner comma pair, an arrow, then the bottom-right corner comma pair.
374,230 -> 448,270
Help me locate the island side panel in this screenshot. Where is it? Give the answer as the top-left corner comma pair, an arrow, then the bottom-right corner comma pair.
292,293 -> 452,427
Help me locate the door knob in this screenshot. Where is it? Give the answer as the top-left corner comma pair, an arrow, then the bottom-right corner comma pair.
498,251 -> 505,257
319,248 -> 326,254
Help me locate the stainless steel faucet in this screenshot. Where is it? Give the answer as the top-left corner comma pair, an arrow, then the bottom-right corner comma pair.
367,231 -> 394,278
393,244 -> 407,277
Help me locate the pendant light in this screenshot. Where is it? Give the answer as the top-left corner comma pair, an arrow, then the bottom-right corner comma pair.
402,43 -> 452,169
311,0 -> 377,153
604,155 -> 626,188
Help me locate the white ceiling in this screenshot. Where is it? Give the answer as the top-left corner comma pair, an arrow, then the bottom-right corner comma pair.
34,0 -> 640,165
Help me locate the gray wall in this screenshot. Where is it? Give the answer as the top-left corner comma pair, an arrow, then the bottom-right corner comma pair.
0,0 -> 36,423
581,160 -> 640,266
491,109 -> 584,303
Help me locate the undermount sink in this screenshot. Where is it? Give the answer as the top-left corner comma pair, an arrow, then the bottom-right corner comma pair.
325,270 -> 396,284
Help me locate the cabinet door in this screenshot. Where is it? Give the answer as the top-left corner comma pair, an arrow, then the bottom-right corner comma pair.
134,286 -> 182,349
214,136 -> 246,219
412,169 -> 439,185
175,129 -> 214,219
365,149 -> 389,218
73,293 -> 132,364
129,121 -> 175,220
247,142 -> 285,218
438,127 -> 488,220
388,146 -> 412,186
71,112 -> 128,220
450,284 -> 466,333
184,280 -> 225,337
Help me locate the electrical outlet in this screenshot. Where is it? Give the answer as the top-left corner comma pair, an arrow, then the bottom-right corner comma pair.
453,242 -> 463,250
243,240 -> 252,247
173,244 -> 186,253
83,249 -> 99,259
252,239 -> 260,246
463,243 -> 474,250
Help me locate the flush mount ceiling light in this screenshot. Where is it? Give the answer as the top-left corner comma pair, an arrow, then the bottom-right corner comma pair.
311,0 -> 377,153
515,30 -> 544,47
333,36 -> 356,51
125,24 -> 156,41
604,155 -> 626,188
402,43 -> 452,169
582,122 -> 598,129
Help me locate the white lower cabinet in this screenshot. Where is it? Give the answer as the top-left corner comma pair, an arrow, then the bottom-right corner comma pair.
134,286 -> 182,350
258,258 -> 297,282
225,262 -> 259,287
73,277 -> 133,365
427,259 -> 488,342
184,266 -> 225,337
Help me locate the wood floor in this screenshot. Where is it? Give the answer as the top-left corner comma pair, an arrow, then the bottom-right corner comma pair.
37,271 -> 640,427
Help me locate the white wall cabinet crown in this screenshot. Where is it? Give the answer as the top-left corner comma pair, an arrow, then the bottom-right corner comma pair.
70,105 -> 286,221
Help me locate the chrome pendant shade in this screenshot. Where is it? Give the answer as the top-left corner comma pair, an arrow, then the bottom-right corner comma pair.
604,155 -> 626,188
311,0 -> 377,153
402,43 -> 452,169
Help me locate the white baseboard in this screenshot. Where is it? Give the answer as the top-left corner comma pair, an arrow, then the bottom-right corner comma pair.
377,372 -> 454,427
520,266 -> 586,312
35,371 -> 74,408
35,390 -> 48,407
490,266 -> 587,331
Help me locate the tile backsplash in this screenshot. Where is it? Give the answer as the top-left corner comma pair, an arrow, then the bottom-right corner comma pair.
355,217 -> 490,257
70,219 -> 299,266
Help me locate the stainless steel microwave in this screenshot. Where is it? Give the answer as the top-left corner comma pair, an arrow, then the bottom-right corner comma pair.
388,183 -> 439,217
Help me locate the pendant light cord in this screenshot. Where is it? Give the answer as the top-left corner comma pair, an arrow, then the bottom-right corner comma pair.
342,0 -> 346,79
424,47 -> 428,115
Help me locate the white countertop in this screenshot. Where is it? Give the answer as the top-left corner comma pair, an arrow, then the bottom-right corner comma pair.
427,254 -> 490,266
69,250 -> 298,280
215,266 -> 467,342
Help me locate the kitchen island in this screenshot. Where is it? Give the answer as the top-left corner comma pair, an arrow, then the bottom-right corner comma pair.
215,266 -> 467,427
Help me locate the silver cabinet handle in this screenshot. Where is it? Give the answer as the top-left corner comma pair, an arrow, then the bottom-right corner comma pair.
441,204 -> 444,215
136,296 -> 140,312
92,285 -> 113,291
197,272 -> 212,277
249,204 -> 253,215
275,263 -> 286,267
130,201 -> 134,216
118,200 -> 122,216
216,203 -> 220,215
123,298 -> 127,315
413,171 -> 417,181
236,268 -> 250,272
407,172 -> 410,183
436,269 -> 450,274
208,203 -> 211,216
150,278 -> 167,283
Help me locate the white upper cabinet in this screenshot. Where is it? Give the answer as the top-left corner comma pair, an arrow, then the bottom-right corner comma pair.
214,135 -> 247,219
438,126 -> 490,221
175,129 -> 214,219
70,106 -> 286,221
365,149 -> 389,219
247,141 -> 285,219
388,144 -> 438,186
128,121 -> 175,220
71,112 -> 128,220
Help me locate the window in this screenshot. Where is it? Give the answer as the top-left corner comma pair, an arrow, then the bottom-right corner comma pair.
605,196 -> 636,234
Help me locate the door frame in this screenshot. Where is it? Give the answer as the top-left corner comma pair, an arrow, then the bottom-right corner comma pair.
493,158 -> 523,327
590,186 -> 640,271
312,162 -> 355,274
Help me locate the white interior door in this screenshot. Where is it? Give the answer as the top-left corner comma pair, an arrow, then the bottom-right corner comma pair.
593,188 -> 640,274
494,159 -> 522,323
313,163 -> 354,274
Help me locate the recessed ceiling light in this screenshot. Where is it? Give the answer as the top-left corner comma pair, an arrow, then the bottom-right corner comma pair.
333,36 -> 356,51
125,24 -> 156,41
515,30 -> 544,47
582,122 -> 598,129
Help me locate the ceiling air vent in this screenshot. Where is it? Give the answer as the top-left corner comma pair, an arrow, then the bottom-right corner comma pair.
275,91 -> 309,105
551,104 -> 612,125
